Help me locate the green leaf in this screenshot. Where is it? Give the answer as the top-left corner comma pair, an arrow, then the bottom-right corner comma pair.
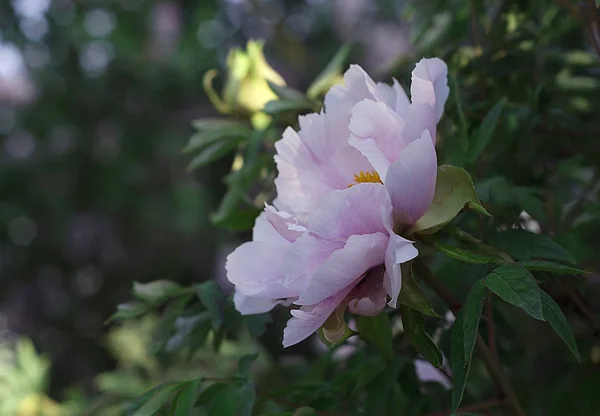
132,280 -> 187,305
195,383 -> 228,406
183,124 -> 249,154
243,313 -> 272,337
483,264 -> 544,320
518,260 -> 587,275
107,301 -> 149,323
210,187 -> 261,231
450,312 -> 472,411
173,379 -> 201,416
462,281 -> 486,363
488,229 -> 576,265
398,262 -> 440,317
365,356 -> 406,415
263,99 -> 316,115
150,296 -> 190,354
409,165 -> 490,235
433,239 -> 499,265
356,314 -> 394,360
194,281 -> 225,328
293,407 -> 318,416
467,97 -> 507,163
400,307 -> 443,368
237,354 -> 258,377
187,139 -> 241,172
129,382 -> 180,416
307,43 -> 351,99
540,290 -> 580,361
267,80 -> 307,101
191,118 -> 246,132
207,382 -> 255,416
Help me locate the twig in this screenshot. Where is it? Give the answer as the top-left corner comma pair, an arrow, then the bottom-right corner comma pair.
415,259 -> 528,416
422,398 -> 506,416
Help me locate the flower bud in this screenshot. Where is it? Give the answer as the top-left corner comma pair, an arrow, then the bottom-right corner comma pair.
204,40 -> 286,116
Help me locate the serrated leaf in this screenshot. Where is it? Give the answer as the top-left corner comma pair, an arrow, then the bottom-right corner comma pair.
488,230 -> 576,265
194,281 -> 225,328
400,307 -> 443,368
462,281 -> 486,363
187,139 -> 241,172
129,382 -> 180,416
356,314 -> 394,360
450,312 -> 472,411
409,165 -> 490,235
398,262 -> 439,317
467,97 -> 506,163
433,239 -> 499,265
540,290 -> 580,361
484,264 -> 544,320
173,379 -> 201,416
132,280 -> 187,305
518,260 -> 587,275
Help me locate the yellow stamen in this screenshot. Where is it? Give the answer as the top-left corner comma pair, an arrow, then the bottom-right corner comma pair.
348,170 -> 382,187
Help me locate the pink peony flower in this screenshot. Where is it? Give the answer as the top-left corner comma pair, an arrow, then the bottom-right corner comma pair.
226,58 -> 449,347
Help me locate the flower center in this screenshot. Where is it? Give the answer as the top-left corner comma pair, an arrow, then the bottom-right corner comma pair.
348,170 -> 382,187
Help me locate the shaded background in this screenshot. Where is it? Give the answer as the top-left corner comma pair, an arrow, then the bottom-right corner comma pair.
1,0 -> 600,414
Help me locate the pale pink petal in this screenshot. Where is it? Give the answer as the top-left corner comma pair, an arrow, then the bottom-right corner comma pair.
233,291 -> 292,315
375,78 -> 410,114
297,232 -> 389,305
410,58 -> 449,123
283,283 -> 357,347
384,233 -> 418,307
226,241 -> 299,299
307,183 -> 391,241
264,204 -> 305,241
282,234 -> 344,292
347,267 -> 387,316
348,99 -> 408,178
324,65 -> 378,114
384,129 -> 437,228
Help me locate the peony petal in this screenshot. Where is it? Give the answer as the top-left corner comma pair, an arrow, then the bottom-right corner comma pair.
384,233 -> 418,307
348,99 -> 408,179
297,232 -> 389,305
282,283 -> 357,347
347,266 -> 388,316
226,241 -> 299,299
307,183 -> 391,240
410,58 -> 449,123
283,234 -> 344,292
384,129 -> 437,228
375,78 -> 410,114
233,291 -> 292,315
264,204 -> 305,241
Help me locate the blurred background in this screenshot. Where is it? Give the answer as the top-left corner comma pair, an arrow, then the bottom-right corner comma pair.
1,0 -> 600,415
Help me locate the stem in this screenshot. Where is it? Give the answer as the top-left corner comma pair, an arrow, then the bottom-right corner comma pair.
422,398 -> 506,416
415,259 -> 528,416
